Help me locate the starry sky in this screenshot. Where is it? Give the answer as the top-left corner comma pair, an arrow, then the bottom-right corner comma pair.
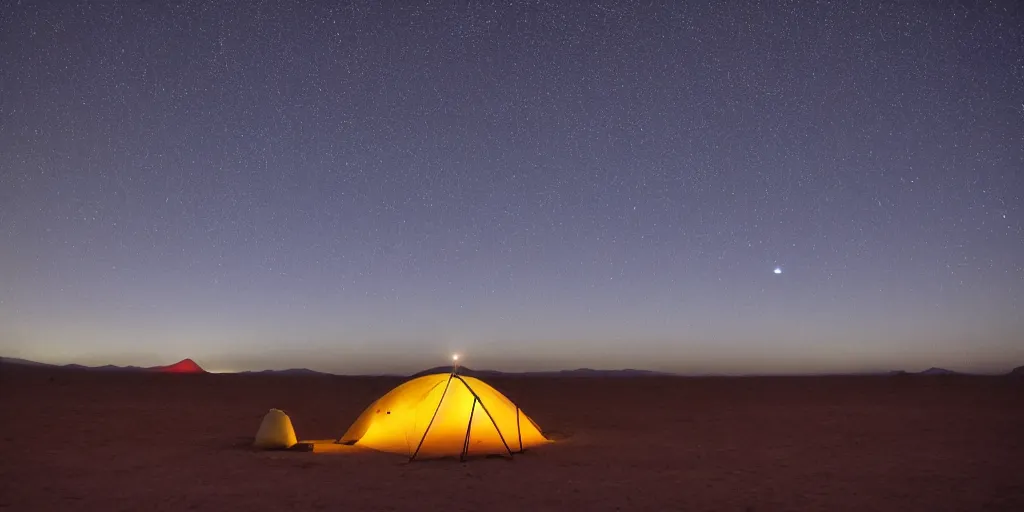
2,0 -> 1022,375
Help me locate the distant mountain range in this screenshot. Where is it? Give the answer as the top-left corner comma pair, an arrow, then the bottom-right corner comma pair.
0,357 -> 671,377
2,356 -> 1021,378
0,357 -> 207,374
0,357 -> 671,378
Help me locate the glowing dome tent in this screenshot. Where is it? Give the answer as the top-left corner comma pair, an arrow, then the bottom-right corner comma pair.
337,372 -> 549,460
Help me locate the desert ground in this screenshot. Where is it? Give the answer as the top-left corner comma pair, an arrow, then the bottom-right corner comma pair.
1,365 -> 1022,511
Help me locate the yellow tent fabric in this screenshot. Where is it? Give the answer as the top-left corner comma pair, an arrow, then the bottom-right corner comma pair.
338,372 -> 549,460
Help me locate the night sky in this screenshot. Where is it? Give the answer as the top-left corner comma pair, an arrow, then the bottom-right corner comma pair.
2,0 -> 1022,375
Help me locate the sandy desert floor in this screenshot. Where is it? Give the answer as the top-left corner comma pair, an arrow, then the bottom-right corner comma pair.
1,365 -> 1022,511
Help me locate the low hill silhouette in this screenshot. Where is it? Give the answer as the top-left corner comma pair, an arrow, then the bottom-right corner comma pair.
1009,366 -> 1024,377
410,366 -> 671,379
918,367 -> 957,376
240,368 -> 332,376
150,359 -> 206,374
96,364 -> 146,372
0,357 -> 53,367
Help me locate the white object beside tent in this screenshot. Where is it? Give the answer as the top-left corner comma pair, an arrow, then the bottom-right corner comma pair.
254,408 -> 298,449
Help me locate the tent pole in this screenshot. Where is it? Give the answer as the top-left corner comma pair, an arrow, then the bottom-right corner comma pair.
410,374 -> 454,461
461,398 -> 477,462
516,405 -> 523,453
453,375 -> 515,458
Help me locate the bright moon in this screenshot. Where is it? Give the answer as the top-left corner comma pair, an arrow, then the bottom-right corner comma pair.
774,267 -> 782,274
452,354 -> 460,362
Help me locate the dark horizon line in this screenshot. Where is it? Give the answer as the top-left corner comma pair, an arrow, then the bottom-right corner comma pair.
2,356 -> 1022,378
